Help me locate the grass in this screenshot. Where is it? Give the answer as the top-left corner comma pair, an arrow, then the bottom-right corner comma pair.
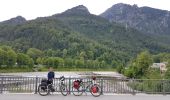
0,67 -> 32,73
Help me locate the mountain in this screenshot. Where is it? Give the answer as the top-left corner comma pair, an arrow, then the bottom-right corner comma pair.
0,5 -> 170,67
100,3 -> 170,35
0,16 -> 26,25
53,5 -> 170,54
60,5 -> 90,16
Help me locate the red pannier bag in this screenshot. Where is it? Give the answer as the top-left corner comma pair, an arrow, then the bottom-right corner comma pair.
73,80 -> 80,89
91,85 -> 98,93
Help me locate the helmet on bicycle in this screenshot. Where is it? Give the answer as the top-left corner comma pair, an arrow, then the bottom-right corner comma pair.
92,76 -> 96,80
59,76 -> 65,81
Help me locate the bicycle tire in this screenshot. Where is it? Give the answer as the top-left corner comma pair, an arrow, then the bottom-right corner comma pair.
38,84 -> 50,96
72,85 -> 83,96
60,84 -> 69,96
90,84 -> 101,97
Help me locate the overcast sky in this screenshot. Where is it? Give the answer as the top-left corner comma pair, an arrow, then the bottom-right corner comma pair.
0,0 -> 170,21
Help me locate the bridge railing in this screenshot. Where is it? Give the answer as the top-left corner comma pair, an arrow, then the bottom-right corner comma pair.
0,76 -> 170,94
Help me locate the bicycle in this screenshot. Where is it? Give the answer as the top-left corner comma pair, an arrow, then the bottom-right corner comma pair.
72,77 -> 102,97
38,76 -> 69,96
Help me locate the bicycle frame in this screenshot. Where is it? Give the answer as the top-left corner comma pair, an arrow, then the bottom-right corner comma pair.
72,80 -> 92,91
79,80 -> 94,94
50,78 -> 66,92
72,78 -> 102,97
38,76 -> 69,96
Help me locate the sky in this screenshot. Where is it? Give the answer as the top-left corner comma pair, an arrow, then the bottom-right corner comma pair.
0,0 -> 170,21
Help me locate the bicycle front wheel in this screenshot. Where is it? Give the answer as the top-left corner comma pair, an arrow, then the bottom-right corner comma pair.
72,85 -> 83,96
90,84 -> 102,97
60,84 -> 69,96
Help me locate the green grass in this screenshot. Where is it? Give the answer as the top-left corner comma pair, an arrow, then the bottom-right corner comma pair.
0,67 -> 32,73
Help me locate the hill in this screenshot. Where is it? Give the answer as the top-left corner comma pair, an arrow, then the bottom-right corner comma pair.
0,5 -> 170,69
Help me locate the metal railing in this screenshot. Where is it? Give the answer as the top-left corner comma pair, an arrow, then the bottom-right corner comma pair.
0,76 -> 170,95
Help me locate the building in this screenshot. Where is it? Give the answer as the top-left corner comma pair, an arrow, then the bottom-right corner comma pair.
150,62 -> 168,72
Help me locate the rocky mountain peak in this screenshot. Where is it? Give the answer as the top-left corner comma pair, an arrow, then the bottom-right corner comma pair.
62,5 -> 90,15
100,3 -> 170,35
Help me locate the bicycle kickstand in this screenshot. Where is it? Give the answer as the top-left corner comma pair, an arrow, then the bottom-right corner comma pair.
84,91 -> 87,96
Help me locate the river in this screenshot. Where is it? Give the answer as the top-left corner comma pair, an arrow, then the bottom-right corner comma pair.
0,71 -> 125,79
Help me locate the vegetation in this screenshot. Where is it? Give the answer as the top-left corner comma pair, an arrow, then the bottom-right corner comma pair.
0,6 -> 170,73
123,51 -> 170,93
124,51 -> 170,79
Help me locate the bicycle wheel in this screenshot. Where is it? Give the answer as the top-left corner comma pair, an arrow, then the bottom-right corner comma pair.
60,84 -> 68,96
38,84 -> 50,96
72,85 -> 83,96
90,84 -> 101,97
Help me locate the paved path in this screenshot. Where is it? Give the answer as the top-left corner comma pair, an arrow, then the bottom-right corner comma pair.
1,94 -> 170,100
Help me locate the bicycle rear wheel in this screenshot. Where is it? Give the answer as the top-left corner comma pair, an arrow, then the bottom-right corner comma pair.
90,84 -> 101,97
38,84 -> 50,96
60,84 -> 69,96
72,85 -> 83,96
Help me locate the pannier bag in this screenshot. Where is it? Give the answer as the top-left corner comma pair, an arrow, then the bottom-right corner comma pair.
91,86 -> 99,93
41,78 -> 48,84
73,80 -> 80,89
40,78 -> 48,90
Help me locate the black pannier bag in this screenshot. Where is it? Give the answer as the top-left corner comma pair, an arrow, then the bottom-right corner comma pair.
40,78 -> 48,90
41,78 -> 48,83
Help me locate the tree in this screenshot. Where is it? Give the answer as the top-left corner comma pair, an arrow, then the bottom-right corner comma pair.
124,67 -> 134,78
79,51 -> 86,60
57,57 -> 64,68
6,49 -> 17,67
100,60 -> 106,69
116,64 -> 124,73
125,51 -> 153,78
135,51 -> 153,77
17,53 -> 33,67
62,49 -> 67,58
75,59 -> 84,68
86,60 -> 93,69
93,60 -> 100,69
64,58 -> 73,68
44,57 -> 64,68
0,48 -> 7,66
27,48 -> 44,63
45,57 -> 58,68
36,57 -> 43,65
86,51 -> 94,60
45,49 -> 53,57
165,60 -> 170,79
28,58 -> 34,67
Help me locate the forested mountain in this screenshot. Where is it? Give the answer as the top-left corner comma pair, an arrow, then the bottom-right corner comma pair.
0,16 -> 26,25
0,5 -> 170,69
100,3 -> 170,35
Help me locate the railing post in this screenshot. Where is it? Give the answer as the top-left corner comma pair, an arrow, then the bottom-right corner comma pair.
132,78 -> 135,95
101,78 -> 103,95
68,76 -> 71,94
0,77 -> 3,94
34,76 -> 38,94
162,79 -> 166,95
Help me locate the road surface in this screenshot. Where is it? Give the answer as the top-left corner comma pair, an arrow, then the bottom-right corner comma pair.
0,94 -> 170,100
